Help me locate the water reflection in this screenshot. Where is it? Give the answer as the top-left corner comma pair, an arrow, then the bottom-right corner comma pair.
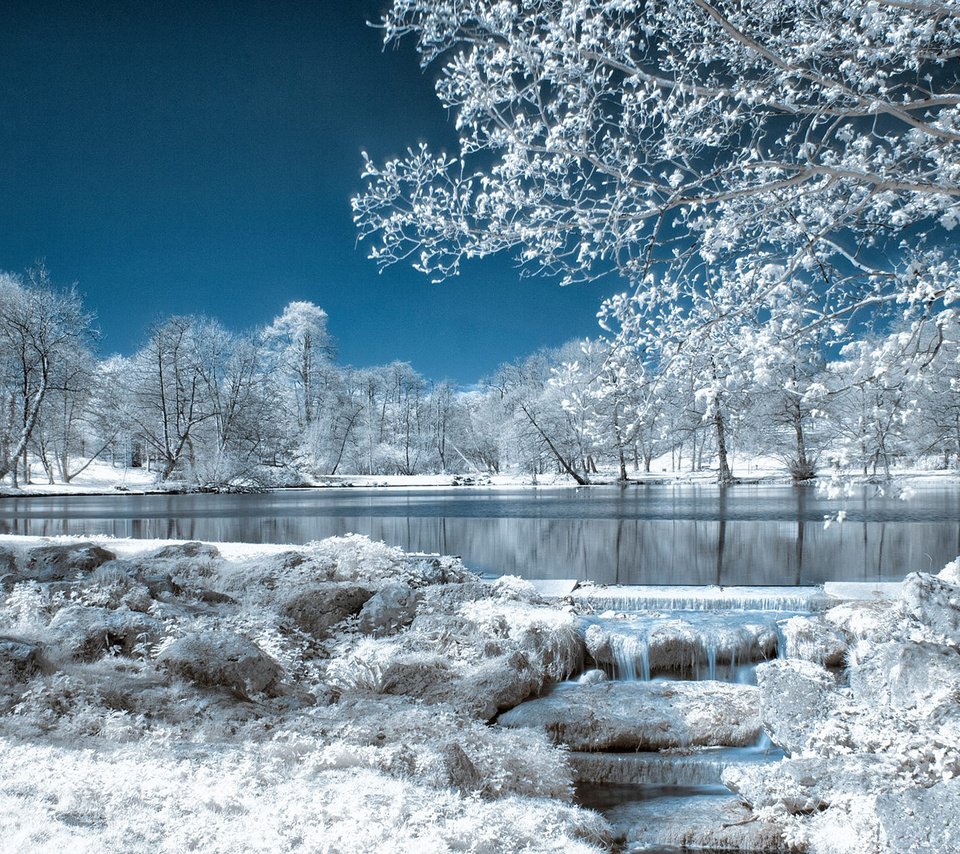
1,484 -> 958,584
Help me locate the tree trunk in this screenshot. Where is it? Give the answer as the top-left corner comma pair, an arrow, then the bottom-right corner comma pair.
519,403 -> 589,485
714,410 -> 734,484
0,357 -> 50,483
791,400 -> 814,480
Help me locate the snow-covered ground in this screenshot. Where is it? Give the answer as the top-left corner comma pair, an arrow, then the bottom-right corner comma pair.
0,459 -> 158,496
2,453 -> 958,498
1,532 -> 958,852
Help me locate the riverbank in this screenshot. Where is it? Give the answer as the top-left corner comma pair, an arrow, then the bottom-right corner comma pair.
1,533 -> 958,851
0,534 -> 608,852
2,453 -> 960,498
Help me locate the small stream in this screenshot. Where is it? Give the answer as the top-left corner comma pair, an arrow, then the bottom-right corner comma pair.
549,591 -> 802,852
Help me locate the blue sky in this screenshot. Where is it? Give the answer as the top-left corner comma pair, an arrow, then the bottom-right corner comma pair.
0,0 -> 614,384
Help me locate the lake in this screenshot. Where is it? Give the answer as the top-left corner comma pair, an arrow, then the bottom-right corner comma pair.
1,483 -> 958,585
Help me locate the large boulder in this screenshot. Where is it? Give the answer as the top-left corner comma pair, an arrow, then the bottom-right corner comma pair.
381,651 -> 541,721
782,615 -> 848,667
0,636 -> 47,682
357,582 -> 420,636
875,779 -> 960,853
47,605 -> 165,661
23,542 -> 115,582
157,632 -> 285,699
724,755 -> 904,814
454,651 -> 542,720
282,583 -> 375,638
756,659 -> 840,755
849,641 -> 960,711
899,572 -> 960,642
498,681 -> 761,751
875,780 -> 960,854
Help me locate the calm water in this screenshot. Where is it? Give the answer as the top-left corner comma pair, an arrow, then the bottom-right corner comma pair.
1,484 -> 958,584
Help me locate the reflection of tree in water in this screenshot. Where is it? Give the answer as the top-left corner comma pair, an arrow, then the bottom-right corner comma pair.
794,488 -> 806,586
1,488 -> 959,584
715,487 -> 727,586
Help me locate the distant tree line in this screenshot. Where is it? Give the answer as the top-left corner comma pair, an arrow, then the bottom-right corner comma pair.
1,265 -> 960,488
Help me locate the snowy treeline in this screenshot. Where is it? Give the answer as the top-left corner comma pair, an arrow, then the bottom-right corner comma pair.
2,265 -> 960,488
351,0 -> 960,486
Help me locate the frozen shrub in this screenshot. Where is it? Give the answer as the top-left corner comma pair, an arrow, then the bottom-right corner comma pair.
0,582 -> 67,631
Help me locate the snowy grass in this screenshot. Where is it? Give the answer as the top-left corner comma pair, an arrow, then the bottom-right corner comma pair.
0,534 -> 609,853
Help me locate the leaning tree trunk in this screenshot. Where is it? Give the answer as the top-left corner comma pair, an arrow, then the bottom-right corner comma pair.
519,403 -> 588,485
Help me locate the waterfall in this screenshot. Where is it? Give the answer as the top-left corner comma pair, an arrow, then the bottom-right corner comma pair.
573,584 -> 828,613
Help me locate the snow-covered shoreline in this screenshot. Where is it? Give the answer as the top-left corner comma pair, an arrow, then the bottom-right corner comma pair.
2,456 -> 959,499
1,531 -> 958,851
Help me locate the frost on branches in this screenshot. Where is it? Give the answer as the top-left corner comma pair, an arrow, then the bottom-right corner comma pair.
353,0 -> 960,411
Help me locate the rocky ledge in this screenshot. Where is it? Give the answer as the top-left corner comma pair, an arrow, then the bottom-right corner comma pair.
498,680 -> 761,750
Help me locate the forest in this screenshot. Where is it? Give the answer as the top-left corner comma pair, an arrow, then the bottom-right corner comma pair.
2,263 -> 958,489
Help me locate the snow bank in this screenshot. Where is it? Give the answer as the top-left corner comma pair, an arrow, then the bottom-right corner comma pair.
730,560 -> 960,853
0,534 -> 610,853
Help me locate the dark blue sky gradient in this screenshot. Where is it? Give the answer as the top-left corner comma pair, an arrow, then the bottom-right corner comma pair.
0,0 -> 615,384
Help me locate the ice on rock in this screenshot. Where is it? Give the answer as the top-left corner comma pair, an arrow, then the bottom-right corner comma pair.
571,745 -> 783,787
498,681 -> 762,751
599,790 -> 789,853
582,611 -> 779,680
755,658 -> 840,755
573,584 -> 827,613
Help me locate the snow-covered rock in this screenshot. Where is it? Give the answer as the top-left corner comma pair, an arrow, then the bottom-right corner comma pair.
724,754 -> 905,814
380,650 -> 542,721
756,659 -> 840,755
23,542 -> 115,582
357,582 -> 419,636
577,668 -> 607,685
498,681 -> 761,751
899,571 -> 960,642
875,779 -> 960,853
282,583 -> 374,638
157,631 -> 286,700
147,541 -> 221,561
782,614 -> 848,667
824,599 -> 904,644
849,640 -> 960,710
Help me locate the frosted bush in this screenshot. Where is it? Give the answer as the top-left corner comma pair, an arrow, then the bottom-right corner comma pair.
0,739 -> 609,853
489,574 -> 542,603
0,582 -> 66,631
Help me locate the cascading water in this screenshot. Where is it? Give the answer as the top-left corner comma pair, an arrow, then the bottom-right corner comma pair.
580,609 -> 792,684
567,589 -> 810,852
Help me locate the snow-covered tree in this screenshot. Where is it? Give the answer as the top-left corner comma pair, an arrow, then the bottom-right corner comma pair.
0,267 -> 93,486
354,0 -> 960,366
262,301 -> 333,432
